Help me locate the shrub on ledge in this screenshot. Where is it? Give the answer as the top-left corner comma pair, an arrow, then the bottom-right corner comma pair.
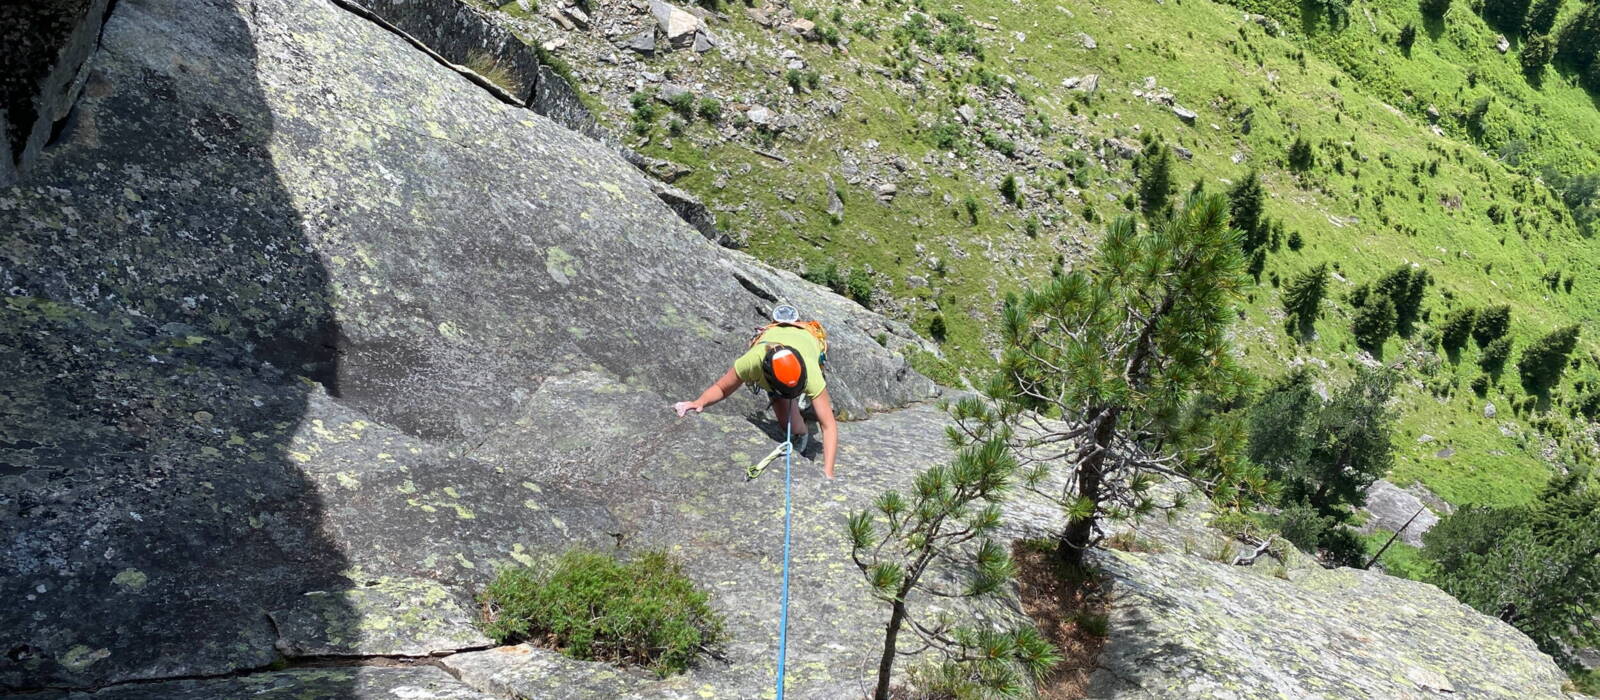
480,549 -> 724,676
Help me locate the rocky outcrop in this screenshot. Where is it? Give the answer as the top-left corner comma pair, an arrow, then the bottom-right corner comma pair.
1090,548 -> 1581,698
337,0 -> 601,139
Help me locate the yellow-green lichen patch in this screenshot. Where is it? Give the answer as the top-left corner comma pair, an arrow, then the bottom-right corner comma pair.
59,645 -> 110,672
545,247 -> 578,285
111,568 -> 149,591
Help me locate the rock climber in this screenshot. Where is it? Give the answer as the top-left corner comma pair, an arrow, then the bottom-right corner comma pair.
672,306 -> 837,479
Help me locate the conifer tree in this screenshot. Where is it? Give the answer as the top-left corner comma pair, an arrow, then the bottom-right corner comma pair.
1138,140 -> 1176,219
1440,307 -> 1477,357
1352,295 -> 1397,353
1228,170 -> 1268,253
1425,469 -> 1600,672
1517,324 -> 1581,393
1483,0 -> 1532,34
970,192 -> 1266,568
1480,336 -> 1514,377
1526,0 -> 1561,36
1282,263 -> 1328,337
1248,368 -> 1398,516
1472,304 -> 1512,347
848,438 -> 1057,700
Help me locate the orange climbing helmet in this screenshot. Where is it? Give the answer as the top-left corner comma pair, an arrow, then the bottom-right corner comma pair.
762,344 -> 807,399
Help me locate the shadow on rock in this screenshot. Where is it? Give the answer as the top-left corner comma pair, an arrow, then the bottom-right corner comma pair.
0,0 -> 353,691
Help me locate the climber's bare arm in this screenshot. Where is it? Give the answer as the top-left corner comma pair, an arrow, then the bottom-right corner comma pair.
813,389 -> 838,479
673,367 -> 742,417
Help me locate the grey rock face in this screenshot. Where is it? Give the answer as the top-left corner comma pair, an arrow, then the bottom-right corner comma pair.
1357,479 -> 1440,547
343,0 -> 543,103
1089,550 -> 1578,699
649,180 -> 731,246
624,28 -> 656,55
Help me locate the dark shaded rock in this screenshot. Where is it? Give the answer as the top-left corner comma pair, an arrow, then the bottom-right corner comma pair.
531,64 -> 604,141
624,28 -> 656,55
343,0 -> 543,103
54,667 -> 496,699
650,180 -> 732,247
0,0 -> 111,186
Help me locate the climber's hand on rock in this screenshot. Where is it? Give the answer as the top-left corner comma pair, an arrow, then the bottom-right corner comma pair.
673,401 -> 703,418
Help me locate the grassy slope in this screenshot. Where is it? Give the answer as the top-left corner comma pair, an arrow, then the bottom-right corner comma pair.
607,0 -> 1598,507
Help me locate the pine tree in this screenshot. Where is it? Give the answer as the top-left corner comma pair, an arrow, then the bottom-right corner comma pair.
1288,136 -> 1315,171
1352,296 -> 1397,353
1522,35 -> 1554,84
848,438 -> 1057,700
1398,24 -> 1418,54
1440,307 -> 1476,356
1526,0 -> 1561,36
1138,140 -> 1176,218
1250,368 -> 1398,516
1483,0 -> 1532,34
1373,264 -> 1432,337
1479,336 -> 1513,376
1555,3 -> 1600,77
972,192 -> 1265,568
1425,469 -> 1600,672
1517,324 -> 1581,393
1420,0 -> 1451,18
1282,263 -> 1328,337
1472,304 -> 1512,347
1228,170 -> 1268,252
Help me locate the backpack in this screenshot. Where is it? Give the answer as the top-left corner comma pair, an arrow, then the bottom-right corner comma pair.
748,321 -> 828,366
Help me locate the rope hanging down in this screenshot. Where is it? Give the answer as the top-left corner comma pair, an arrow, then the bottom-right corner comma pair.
775,421 -> 795,699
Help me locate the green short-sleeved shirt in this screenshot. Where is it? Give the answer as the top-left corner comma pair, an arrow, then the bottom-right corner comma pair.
733,325 -> 826,399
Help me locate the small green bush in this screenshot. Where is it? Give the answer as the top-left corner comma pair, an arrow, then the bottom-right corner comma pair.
481,549 -> 723,677
667,91 -> 696,119
846,267 -> 875,306
696,97 -> 723,122
999,173 -> 1021,206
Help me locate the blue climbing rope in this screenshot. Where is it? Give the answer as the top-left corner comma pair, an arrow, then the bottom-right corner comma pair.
775,420 -> 794,700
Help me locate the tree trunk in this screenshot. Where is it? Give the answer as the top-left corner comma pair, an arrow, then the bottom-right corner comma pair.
1058,409 -> 1119,568
873,600 -> 908,700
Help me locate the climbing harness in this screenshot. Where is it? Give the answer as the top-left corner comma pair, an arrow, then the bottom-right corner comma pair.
774,420 -> 795,700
